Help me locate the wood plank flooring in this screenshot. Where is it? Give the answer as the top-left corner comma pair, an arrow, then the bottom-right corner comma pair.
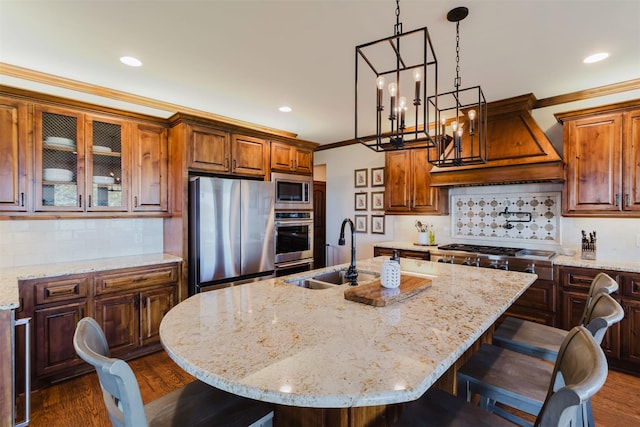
20,351 -> 640,426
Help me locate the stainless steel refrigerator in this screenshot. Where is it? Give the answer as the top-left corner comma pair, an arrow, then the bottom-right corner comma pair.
189,176 -> 275,294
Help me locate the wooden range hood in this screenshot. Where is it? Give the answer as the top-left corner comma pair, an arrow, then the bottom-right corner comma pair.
430,94 -> 563,187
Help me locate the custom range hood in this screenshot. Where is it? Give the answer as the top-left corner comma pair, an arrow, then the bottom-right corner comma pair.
430,94 -> 563,187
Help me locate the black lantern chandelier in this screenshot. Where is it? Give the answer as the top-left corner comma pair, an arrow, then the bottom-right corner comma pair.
355,0 -> 439,151
427,6 -> 487,167
355,2 -> 487,167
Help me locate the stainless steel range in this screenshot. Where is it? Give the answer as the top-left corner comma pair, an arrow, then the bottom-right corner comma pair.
429,243 -> 556,280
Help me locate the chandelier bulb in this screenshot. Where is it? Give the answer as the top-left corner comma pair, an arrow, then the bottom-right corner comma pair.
376,76 -> 386,90
451,121 -> 458,132
414,69 -> 421,82
388,82 -> 397,96
468,109 -> 476,120
399,97 -> 406,109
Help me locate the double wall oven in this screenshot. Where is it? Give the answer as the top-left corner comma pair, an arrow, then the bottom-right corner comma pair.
274,210 -> 314,277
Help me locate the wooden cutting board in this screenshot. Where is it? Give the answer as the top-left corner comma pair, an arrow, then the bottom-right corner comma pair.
343,274 -> 432,307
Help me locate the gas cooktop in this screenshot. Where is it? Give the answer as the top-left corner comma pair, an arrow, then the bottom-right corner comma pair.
437,244 -> 522,256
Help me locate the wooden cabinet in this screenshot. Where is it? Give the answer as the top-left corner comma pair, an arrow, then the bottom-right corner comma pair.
558,104 -> 640,216
270,140 -> 313,175
373,246 -> 430,261
17,262 -> 180,389
505,279 -> 557,326
556,265 -> 640,373
0,96 -> 30,212
187,124 -> 268,177
384,149 -> 448,214
131,122 -> 168,212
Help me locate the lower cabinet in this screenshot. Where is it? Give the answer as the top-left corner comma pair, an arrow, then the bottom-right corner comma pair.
504,279 -> 557,326
18,262 -> 180,389
373,246 -> 430,261
557,265 -> 640,373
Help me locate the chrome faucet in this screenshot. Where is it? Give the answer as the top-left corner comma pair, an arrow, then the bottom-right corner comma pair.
338,218 -> 358,285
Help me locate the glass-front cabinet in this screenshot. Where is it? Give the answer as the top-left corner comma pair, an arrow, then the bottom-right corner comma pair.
34,105 -> 129,212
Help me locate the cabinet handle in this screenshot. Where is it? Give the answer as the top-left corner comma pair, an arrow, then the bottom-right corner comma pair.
625,194 -> 630,207
233,159 -> 236,170
20,192 -> 24,206
88,195 -> 92,208
79,195 -> 82,207
615,194 -> 620,207
134,196 -> 138,208
225,157 -> 229,169
291,160 -> 294,169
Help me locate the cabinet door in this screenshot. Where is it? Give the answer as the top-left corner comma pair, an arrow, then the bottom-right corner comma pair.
560,290 -> 588,330
411,149 -> 444,213
232,134 -> 267,176
140,286 -> 177,347
294,146 -> 314,174
0,97 -> 29,211
621,298 -> 640,364
131,123 -> 168,212
564,113 -> 622,213
623,109 -> 640,211
94,293 -> 139,357
34,105 -> 85,211
271,141 -> 294,172
85,115 -> 128,211
188,125 -> 230,173
34,301 -> 87,377
385,151 -> 411,212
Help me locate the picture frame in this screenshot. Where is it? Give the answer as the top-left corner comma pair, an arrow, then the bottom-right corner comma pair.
371,167 -> 385,187
371,215 -> 385,234
354,168 -> 368,188
371,191 -> 385,210
354,192 -> 368,211
354,215 -> 368,233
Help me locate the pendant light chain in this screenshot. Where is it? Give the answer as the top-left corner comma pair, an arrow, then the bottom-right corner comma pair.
455,20 -> 461,89
394,0 -> 402,36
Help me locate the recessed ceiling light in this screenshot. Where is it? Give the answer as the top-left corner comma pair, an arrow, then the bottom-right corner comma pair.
278,106 -> 292,113
120,56 -> 143,67
583,52 -> 609,64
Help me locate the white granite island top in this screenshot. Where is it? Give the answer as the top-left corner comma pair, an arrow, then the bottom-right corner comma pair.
160,257 -> 537,409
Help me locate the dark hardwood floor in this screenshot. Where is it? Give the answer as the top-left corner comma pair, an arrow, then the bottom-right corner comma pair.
21,351 -> 640,426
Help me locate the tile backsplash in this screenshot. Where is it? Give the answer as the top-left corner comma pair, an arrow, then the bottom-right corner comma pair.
451,191 -> 561,242
0,218 -> 164,268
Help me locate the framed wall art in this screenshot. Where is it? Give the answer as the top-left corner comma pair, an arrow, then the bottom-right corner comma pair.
354,168 -> 368,188
371,191 -> 385,210
371,167 -> 385,187
354,215 -> 368,233
371,215 -> 385,234
354,192 -> 368,211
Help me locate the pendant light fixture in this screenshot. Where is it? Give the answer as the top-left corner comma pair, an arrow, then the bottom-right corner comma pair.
427,6 -> 487,167
355,0 -> 439,151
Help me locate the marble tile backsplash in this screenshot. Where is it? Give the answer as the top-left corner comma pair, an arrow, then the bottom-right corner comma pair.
0,218 -> 163,268
451,191 -> 561,242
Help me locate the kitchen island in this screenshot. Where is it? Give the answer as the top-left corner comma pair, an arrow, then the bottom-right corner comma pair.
160,257 -> 537,426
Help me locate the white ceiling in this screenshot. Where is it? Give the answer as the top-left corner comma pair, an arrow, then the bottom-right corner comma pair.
1,0 -> 639,145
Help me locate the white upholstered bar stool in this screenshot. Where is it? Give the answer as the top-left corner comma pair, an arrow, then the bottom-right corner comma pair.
73,317 -> 274,427
493,272 -> 618,362
394,326 -> 608,427
457,293 -> 623,427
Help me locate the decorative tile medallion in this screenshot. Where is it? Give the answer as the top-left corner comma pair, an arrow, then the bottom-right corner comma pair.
451,192 -> 560,241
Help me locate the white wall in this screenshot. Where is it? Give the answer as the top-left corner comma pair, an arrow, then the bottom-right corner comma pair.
0,218 -> 164,268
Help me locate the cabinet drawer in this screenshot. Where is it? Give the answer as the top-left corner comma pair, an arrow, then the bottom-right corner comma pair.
512,279 -> 556,312
95,264 -> 179,294
35,277 -> 89,305
623,273 -> 640,299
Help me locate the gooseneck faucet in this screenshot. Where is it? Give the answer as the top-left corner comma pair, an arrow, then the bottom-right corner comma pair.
338,218 -> 358,285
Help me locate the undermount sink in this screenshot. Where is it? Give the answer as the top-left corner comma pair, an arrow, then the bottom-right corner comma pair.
285,269 -> 381,289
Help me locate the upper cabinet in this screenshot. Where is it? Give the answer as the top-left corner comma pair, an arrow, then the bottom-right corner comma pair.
34,104 -> 129,212
384,148 -> 448,215
271,140 -> 313,175
186,123 -> 268,177
557,102 -> 640,216
0,96 -> 30,211
0,87 -> 169,217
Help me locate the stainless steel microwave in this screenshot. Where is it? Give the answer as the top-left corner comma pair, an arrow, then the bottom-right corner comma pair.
272,172 -> 313,210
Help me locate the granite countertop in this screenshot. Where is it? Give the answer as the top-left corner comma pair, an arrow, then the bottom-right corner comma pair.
376,241 -> 640,273
0,253 -> 182,310
160,257 -> 536,408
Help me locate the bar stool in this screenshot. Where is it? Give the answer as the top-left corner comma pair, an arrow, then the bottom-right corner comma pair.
394,325 -> 608,427
493,272 -> 618,361
457,293 -> 623,427
73,317 -> 273,427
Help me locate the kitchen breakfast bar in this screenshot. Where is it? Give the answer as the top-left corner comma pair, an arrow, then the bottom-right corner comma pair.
159,257 -> 537,426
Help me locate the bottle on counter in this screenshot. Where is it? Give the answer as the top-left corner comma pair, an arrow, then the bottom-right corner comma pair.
381,250 -> 401,288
